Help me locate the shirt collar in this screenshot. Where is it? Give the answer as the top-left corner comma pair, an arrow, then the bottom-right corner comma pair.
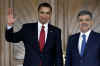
38,20 -> 48,28
80,30 -> 91,37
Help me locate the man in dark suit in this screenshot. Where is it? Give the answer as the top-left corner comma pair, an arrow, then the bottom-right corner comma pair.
6,3 -> 63,66
65,10 -> 100,66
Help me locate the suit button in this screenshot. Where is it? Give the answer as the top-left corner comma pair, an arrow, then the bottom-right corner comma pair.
40,53 -> 44,58
80,60 -> 83,63
40,54 -> 42,57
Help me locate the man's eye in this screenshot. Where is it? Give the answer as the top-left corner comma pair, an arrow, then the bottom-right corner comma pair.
46,12 -> 50,14
40,11 -> 50,14
85,19 -> 90,21
79,19 -> 83,22
40,12 -> 44,14
79,19 -> 91,22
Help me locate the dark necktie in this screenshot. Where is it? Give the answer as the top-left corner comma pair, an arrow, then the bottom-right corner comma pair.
80,34 -> 86,56
39,25 -> 45,52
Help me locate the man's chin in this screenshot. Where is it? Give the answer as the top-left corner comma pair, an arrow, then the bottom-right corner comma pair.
40,21 -> 48,24
80,29 -> 89,33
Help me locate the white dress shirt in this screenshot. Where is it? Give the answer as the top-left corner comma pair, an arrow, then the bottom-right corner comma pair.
38,21 -> 48,43
78,30 -> 91,54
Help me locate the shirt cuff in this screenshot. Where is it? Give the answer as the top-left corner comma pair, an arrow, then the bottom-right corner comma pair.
7,24 -> 13,30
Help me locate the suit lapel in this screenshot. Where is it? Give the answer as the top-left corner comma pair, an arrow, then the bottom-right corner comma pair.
34,23 -> 38,41
43,24 -> 54,51
33,23 -> 41,53
83,31 -> 95,56
86,31 -> 95,46
75,33 -> 80,56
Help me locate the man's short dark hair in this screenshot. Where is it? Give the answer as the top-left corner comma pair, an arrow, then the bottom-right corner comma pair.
77,10 -> 92,19
38,3 -> 52,12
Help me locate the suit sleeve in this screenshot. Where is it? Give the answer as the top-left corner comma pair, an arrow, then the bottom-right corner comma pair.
5,24 -> 25,43
65,36 -> 72,66
55,29 -> 63,66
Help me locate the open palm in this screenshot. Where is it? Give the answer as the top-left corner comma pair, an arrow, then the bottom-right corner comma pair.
8,8 -> 16,26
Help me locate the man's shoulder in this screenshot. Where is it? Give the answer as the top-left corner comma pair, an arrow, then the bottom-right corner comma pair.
49,24 -> 61,32
92,31 -> 100,38
23,22 -> 37,26
21,22 -> 37,29
70,32 -> 80,37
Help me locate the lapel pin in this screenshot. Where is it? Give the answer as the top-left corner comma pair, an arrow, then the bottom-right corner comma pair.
50,30 -> 53,32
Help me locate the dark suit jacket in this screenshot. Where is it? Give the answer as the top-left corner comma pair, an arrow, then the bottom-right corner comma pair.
5,23 -> 63,66
65,31 -> 100,66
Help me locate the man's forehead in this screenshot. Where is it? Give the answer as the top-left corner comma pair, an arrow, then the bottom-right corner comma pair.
79,15 -> 91,18
39,7 -> 51,12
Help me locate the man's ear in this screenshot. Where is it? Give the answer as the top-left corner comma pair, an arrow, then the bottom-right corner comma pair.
91,20 -> 94,27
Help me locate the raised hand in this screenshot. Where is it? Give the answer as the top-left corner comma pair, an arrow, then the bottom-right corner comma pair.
8,8 -> 16,26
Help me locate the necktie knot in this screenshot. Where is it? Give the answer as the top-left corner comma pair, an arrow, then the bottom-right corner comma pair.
82,34 -> 86,39
42,25 -> 45,29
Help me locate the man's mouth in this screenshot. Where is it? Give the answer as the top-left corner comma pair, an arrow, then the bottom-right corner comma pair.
81,23 -> 88,27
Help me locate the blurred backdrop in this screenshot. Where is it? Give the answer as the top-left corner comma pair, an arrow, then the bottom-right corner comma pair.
1,0 -> 100,66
